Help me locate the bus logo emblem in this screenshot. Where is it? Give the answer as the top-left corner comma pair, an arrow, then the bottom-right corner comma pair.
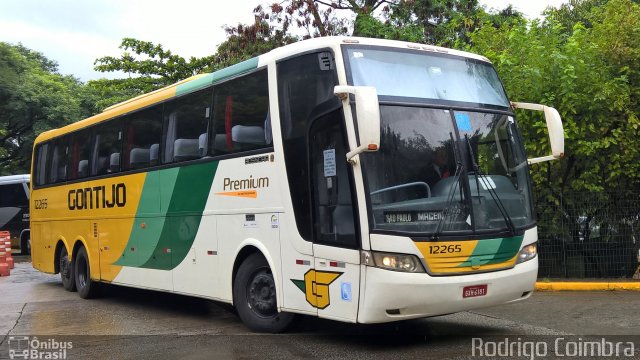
291,270 -> 342,309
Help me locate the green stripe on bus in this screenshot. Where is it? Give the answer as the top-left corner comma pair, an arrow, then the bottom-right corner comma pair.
115,169 -> 180,267
175,57 -> 259,96
159,167 -> 181,213
456,235 -> 523,267
487,235 -> 523,264
140,161 -> 218,270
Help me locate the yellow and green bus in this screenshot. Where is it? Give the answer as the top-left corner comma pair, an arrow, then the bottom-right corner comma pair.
30,37 -> 564,333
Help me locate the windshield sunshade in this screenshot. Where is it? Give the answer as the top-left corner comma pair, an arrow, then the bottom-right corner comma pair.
346,47 -> 509,107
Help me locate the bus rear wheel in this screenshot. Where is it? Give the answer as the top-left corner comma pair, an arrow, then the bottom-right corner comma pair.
20,233 -> 30,255
233,253 -> 294,333
74,246 -> 99,299
59,246 -> 76,292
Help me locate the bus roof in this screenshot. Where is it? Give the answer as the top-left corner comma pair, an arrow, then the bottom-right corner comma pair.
259,36 -> 489,64
34,37 -> 491,144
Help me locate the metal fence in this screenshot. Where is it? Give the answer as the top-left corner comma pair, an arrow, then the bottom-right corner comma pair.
535,191 -> 640,279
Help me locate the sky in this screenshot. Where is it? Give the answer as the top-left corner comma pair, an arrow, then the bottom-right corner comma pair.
0,0 -> 568,82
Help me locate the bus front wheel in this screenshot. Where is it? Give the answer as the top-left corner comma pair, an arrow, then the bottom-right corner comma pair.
233,253 -> 294,333
59,246 -> 76,292
74,246 -> 99,299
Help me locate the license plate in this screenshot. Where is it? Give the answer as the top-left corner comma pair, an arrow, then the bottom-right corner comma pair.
463,284 -> 488,298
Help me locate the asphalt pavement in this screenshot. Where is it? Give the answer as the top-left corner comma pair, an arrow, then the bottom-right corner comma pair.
1,256 -> 638,359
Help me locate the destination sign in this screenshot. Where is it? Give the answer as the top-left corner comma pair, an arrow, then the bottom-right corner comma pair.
384,211 -> 444,223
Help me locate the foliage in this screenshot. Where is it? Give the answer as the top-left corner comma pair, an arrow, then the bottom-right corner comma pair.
544,0 -> 611,32
260,1 -> 353,38
89,18 -> 298,110
214,9 -> 299,69
380,0 -> 524,47
470,0 -> 640,194
254,0 -> 524,47
90,38 -> 217,109
468,0 -> 640,246
94,38 -> 216,85
0,42 -> 90,174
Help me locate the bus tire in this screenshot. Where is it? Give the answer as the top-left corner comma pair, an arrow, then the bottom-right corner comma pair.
59,245 -> 76,292
233,253 -> 294,333
20,233 -> 30,255
74,246 -> 98,299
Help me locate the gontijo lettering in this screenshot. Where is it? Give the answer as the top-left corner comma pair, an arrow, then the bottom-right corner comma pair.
223,176 -> 269,191
68,183 -> 126,210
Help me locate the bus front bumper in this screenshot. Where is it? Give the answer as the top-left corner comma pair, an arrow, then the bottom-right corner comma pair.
357,257 -> 537,323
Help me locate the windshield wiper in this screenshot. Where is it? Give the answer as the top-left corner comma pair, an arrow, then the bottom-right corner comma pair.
431,133 -> 464,241
464,134 -> 516,235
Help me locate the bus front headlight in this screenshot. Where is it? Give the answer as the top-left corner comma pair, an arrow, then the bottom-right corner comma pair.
364,251 -> 425,273
516,243 -> 537,264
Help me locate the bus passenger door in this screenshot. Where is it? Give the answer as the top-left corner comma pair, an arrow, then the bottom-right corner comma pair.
309,111 -> 361,323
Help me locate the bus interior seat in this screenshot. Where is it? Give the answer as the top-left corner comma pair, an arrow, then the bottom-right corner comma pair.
97,156 -> 109,174
110,153 -> 120,172
130,148 -> 150,168
232,125 -> 265,150
57,165 -> 67,181
198,133 -> 207,156
150,144 -> 159,165
213,134 -> 227,153
78,160 -> 89,178
174,138 -> 199,161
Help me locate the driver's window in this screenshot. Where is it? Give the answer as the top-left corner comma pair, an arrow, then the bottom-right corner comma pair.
309,111 -> 358,248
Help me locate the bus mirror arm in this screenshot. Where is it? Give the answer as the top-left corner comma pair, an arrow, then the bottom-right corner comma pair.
334,86 -> 381,163
511,102 -> 565,165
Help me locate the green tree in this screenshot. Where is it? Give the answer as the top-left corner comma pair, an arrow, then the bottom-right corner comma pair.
94,38 -> 215,85
381,0 -> 525,47
258,0 -> 523,46
259,1 -> 351,38
0,42 -> 88,174
90,38 -> 217,109
468,0 -> 640,270
544,0 -> 611,32
214,10 -> 298,68
90,24 -> 296,111
470,0 -> 640,194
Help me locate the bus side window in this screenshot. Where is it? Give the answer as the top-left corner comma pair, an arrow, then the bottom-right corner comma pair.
92,121 -> 122,176
123,106 -> 162,170
163,88 -> 211,163
211,69 -> 270,155
69,129 -> 92,180
34,143 -> 49,186
49,137 -> 69,184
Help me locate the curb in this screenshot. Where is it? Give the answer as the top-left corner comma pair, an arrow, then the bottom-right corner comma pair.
535,282 -> 640,291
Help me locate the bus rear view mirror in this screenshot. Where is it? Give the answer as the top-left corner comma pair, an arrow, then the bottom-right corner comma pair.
334,85 -> 381,162
511,102 -> 565,164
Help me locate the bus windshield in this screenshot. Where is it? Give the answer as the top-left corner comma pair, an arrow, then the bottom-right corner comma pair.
346,48 -> 534,237
345,47 -> 509,107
